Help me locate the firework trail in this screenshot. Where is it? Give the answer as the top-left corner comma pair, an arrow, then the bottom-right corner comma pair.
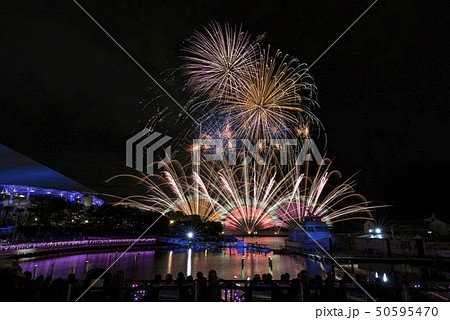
107,155 -> 379,234
199,158 -> 283,233
274,159 -> 378,228
106,161 -> 222,223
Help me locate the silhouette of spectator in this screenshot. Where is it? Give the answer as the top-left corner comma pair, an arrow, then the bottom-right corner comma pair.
175,272 -> 187,300
145,274 -> 162,301
153,274 -> 162,284
176,272 -> 185,283
196,271 -> 208,301
24,271 -> 32,281
112,270 -> 127,302
0,268 -> 20,301
67,273 -> 79,286
279,273 -> 290,301
250,274 -> 262,286
365,279 -> 377,301
21,271 -> 37,301
52,278 -> 68,301
184,275 -> 194,301
322,273 -> 337,302
374,278 -> 385,301
208,270 -> 218,301
299,270 -> 311,301
311,275 -> 323,301
82,268 -> 113,302
165,273 -> 173,285
66,273 -> 81,301
392,271 -> 404,301
289,274 -> 302,301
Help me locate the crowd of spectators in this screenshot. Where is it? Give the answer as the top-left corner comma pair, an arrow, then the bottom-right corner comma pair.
0,266 -> 424,302
140,269 -> 409,302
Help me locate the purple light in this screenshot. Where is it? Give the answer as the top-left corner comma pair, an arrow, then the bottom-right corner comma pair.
1,184 -> 104,206
0,238 -> 156,252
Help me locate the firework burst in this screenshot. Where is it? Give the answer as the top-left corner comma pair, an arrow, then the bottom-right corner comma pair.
108,22 -> 381,235
215,46 -> 319,142
182,21 -> 256,98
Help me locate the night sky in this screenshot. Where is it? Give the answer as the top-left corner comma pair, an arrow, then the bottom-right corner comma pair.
1,1 -> 448,220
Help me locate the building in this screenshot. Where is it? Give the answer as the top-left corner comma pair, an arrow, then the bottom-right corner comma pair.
0,143 -> 103,226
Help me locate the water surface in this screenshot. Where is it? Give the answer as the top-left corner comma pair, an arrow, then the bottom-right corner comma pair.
17,246 -> 329,281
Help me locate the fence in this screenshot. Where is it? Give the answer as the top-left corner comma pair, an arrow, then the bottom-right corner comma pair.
122,279 -> 449,302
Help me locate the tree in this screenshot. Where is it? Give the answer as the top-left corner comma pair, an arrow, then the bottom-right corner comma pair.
28,195 -> 83,227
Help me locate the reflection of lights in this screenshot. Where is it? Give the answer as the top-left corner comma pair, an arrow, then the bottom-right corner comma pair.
375,272 -> 379,278
168,250 -> 173,274
382,273 -> 388,282
186,248 -> 192,276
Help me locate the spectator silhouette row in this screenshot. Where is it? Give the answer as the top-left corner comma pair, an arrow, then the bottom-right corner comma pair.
0,266 -> 421,302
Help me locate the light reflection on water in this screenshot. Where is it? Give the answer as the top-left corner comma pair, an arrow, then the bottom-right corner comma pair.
15,236 -> 447,283
17,247 -> 329,281
242,236 -> 287,249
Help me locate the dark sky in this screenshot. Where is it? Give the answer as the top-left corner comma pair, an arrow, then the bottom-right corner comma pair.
1,1 -> 448,219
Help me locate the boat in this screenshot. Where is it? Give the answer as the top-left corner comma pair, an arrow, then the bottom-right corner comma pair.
284,218 -> 331,252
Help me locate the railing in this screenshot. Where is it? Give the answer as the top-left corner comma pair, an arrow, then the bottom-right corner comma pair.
123,279 -> 450,302
12,276 -> 449,302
